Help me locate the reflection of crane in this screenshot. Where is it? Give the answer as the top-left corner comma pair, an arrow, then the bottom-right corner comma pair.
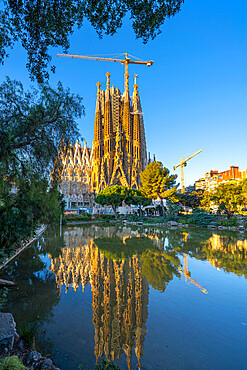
173,149 -> 202,194
57,52 -> 153,87
178,253 -> 208,294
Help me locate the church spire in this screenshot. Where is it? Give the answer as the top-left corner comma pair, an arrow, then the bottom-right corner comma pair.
105,72 -> 111,101
124,72 -> 130,101
93,81 -> 103,159
96,81 -> 101,112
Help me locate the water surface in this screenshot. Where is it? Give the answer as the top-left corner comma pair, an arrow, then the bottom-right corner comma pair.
2,224 -> 247,369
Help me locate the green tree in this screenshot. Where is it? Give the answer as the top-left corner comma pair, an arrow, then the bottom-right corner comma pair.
201,181 -> 247,214
125,189 -> 152,216
0,0 -> 184,82
0,77 -> 83,181
179,189 -> 204,209
0,174 -> 64,251
94,185 -> 129,219
140,161 -> 178,216
0,77 -> 83,253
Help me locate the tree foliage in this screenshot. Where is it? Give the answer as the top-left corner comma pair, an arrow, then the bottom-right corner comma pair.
140,161 -> 178,215
0,77 -> 83,253
178,189 -> 204,209
0,77 -> 83,180
95,185 -> 129,218
201,180 -> 247,214
125,188 -> 152,215
0,0 -> 184,82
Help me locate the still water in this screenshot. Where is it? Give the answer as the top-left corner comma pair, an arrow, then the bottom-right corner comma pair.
2,224 -> 247,369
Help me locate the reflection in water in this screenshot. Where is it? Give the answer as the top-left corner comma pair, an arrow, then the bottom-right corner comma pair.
50,227 -> 154,369
2,225 -> 247,369
48,225 -> 247,368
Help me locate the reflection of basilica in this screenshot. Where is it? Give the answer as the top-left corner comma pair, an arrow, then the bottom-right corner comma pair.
50,226 -> 150,369
49,226 -> 247,368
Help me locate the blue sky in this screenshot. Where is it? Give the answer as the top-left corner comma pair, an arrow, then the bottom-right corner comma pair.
2,0 -> 247,187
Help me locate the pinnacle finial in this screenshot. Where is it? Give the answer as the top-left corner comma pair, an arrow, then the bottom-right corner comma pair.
134,74 -> 138,85
96,81 -> 101,94
106,72 -> 110,89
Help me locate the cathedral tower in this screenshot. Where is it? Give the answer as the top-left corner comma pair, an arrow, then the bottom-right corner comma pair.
92,74 -> 147,193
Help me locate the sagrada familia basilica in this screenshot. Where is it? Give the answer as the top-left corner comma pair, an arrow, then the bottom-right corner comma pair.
56,72 -> 147,209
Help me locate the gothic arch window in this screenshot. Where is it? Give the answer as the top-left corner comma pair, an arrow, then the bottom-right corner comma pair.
72,184 -> 78,191
82,184 -> 87,190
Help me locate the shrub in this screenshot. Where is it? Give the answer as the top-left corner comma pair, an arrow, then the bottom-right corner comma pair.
219,218 -> 237,227
190,210 -> 213,226
0,356 -> 26,370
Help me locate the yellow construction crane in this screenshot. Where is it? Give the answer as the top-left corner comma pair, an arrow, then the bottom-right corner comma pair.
57,52 -> 153,87
173,149 -> 202,194
178,253 -> 208,295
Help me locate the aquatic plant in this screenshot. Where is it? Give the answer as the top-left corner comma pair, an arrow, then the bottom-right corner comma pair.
95,359 -> 120,369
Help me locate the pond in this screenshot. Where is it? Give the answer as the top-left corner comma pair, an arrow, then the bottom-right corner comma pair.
1,224 -> 247,369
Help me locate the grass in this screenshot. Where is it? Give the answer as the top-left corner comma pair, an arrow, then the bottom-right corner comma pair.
19,322 -> 38,348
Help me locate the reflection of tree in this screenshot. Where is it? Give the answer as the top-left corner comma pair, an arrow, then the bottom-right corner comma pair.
2,236 -> 61,354
39,225 -> 66,259
174,229 -> 247,278
141,250 -> 181,292
94,236 -> 154,260
199,234 -> 247,278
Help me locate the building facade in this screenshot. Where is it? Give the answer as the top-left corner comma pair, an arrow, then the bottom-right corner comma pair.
55,72 -> 148,208
195,166 -> 247,191
91,72 -> 147,192
56,140 -> 95,209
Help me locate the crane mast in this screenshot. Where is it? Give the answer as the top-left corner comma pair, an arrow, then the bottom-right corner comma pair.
173,149 -> 202,194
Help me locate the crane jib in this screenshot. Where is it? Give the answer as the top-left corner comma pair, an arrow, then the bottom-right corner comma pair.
57,54 -> 153,67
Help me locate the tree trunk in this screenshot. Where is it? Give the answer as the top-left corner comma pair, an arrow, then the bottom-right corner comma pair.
139,204 -> 142,217
160,198 -> 165,216
112,205 -> 118,219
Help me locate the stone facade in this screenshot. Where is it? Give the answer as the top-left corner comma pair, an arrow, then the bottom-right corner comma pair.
91,73 -> 147,193
57,140 -> 95,209
54,73 -> 148,208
